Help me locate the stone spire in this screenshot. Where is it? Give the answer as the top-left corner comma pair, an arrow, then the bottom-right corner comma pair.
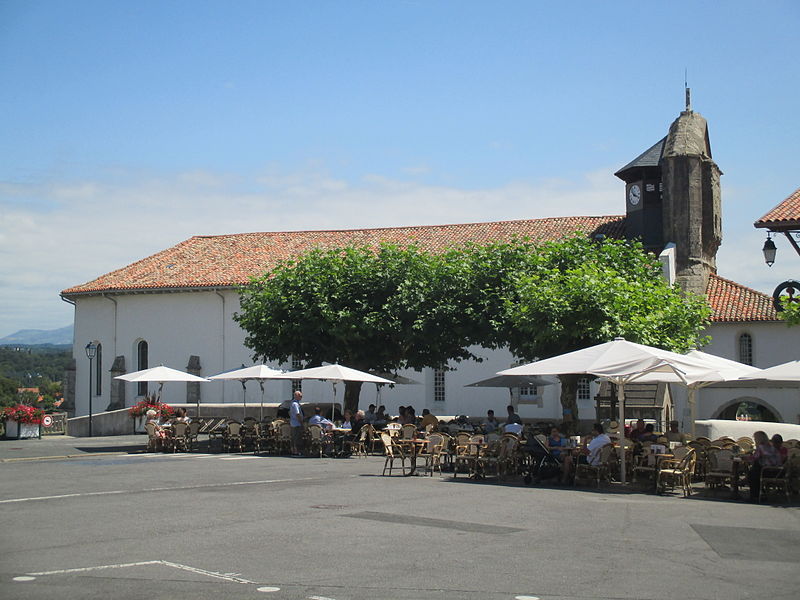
659,108 -> 722,295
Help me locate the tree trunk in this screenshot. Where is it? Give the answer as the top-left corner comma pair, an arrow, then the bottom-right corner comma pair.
558,374 -> 580,436
343,380 -> 363,415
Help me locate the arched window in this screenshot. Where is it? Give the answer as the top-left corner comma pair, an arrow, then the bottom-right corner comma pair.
95,343 -> 102,396
137,340 -> 148,396
738,333 -> 753,366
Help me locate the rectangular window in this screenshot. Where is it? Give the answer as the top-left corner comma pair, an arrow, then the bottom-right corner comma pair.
519,385 -> 538,398
434,369 -> 445,402
291,356 -> 303,392
577,377 -> 591,401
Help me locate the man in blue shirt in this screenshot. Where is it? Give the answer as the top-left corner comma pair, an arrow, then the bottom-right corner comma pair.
289,391 -> 305,455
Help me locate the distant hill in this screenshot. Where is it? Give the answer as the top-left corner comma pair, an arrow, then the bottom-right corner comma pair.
0,325 -> 73,346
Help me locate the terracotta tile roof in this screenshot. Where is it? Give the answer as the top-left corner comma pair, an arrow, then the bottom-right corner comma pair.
705,273 -> 778,322
754,187 -> 800,230
62,216 -> 626,296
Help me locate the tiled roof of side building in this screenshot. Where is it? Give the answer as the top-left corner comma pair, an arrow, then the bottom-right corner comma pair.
61,215 -> 626,296
754,187 -> 800,229
705,273 -> 779,322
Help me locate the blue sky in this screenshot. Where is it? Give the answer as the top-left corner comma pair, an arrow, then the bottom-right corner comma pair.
1,1 -> 798,337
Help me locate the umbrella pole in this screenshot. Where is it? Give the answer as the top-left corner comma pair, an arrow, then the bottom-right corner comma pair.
259,381 -> 265,421
689,387 -> 697,438
617,382 -> 626,485
332,382 -> 337,422
241,380 -> 247,421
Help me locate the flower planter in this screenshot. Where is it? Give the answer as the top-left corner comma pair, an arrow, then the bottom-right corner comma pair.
133,416 -> 147,434
5,420 -> 41,439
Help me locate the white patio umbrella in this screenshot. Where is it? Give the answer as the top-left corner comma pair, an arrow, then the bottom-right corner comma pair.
497,338 -> 729,483
274,364 -> 394,420
208,364 -> 287,420
465,374 -> 556,404
739,359 -> 800,382
115,366 -> 209,413
632,350 -> 764,436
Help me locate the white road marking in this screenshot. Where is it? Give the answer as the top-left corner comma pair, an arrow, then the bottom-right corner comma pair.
219,456 -> 258,460
308,596 -> 337,600
0,477 -> 316,504
26,559 -> 255,584
12,576 -> 36,581
515,596 -> 541,600
257,586 -> 281,592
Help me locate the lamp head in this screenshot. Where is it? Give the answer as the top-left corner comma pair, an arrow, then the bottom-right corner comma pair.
85,342 -> 97,359
762,236 -> 777,267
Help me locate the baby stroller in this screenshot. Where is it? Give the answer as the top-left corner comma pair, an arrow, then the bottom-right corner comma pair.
520,435 -> 562,485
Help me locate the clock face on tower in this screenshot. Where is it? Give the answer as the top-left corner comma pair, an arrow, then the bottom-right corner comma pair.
628,184 -> 641,206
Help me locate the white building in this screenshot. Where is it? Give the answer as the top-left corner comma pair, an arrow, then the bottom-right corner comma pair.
61,108 -> 800,428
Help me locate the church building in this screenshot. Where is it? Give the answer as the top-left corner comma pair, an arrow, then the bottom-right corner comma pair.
61,105 -> 799,428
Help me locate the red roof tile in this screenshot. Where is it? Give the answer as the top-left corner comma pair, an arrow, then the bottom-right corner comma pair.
755,187 -> 800,230
705,273 -> 778,322
61,216 -> 626,296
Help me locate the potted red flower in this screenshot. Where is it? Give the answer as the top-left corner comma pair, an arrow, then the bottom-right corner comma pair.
2,404 -> 44,439
129,395 -> 173,433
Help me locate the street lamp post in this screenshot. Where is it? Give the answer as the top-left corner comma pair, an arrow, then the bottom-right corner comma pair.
85,342 -> 97,436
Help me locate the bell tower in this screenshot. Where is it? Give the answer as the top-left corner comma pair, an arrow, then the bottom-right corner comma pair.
615,95 -> 722,296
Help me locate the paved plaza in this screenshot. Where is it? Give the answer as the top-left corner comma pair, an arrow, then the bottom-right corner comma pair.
1,435 -> 799,600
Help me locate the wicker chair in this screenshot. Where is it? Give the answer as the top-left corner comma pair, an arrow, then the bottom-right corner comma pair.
704,448 -> 735,494
222,421 -> 243,453
169,421 -> 190,453
574,444 -> 615,488
186,420 -> 202,451
478,433 -> 520,479
453,434 -> 485,478
381,432 -> 408,476
760,464 -> 790,503
306,424 -> 325,458
144,421 -> 161,452
657,448 -> 697,496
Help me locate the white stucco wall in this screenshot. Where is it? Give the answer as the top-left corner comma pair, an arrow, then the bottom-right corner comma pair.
69,290 -> 799,427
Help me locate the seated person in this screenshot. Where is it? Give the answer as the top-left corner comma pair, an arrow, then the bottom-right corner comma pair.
638,423 -> 658,443
373,405 -> 388,427
364,404 -> 377,424
772,434 -> 788,464
503,421 -> 523,436
628,419 -> 646,441
483,410 -> 500,434
547,426 -> 573,482
173,407 -> 191,423
581,423 -> 611,466
419,408 -> 438,431
454,414 -> 474,432
665,420 -> 682,442
340,409 -> 353,430
505,404 -> 522,425
308,406 -> 333,430
746,430 -> 783,502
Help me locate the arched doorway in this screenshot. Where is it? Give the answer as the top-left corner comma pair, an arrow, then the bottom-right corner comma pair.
715,397 -> 781,422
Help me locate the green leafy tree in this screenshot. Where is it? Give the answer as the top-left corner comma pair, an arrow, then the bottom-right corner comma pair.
0,376 -> 19,408
779,297 -> 800,326
498,236 -> 711,430
235,244 -> 490,413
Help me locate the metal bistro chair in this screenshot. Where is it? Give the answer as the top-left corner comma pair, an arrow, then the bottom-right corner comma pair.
144,421 -> 161,452
306,424 -> 325,458
186,420 -> 203,451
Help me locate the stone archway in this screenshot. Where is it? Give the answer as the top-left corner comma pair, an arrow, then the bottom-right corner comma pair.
713,396 -> 782,422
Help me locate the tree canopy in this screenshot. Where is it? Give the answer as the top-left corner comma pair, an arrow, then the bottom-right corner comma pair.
235,236 -> 711,416
235,244 -> 489,411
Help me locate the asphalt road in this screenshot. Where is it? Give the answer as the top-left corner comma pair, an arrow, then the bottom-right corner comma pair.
1,438 -> 799,600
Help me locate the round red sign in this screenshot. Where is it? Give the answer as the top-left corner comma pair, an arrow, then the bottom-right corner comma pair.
42,415 -> 53,427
